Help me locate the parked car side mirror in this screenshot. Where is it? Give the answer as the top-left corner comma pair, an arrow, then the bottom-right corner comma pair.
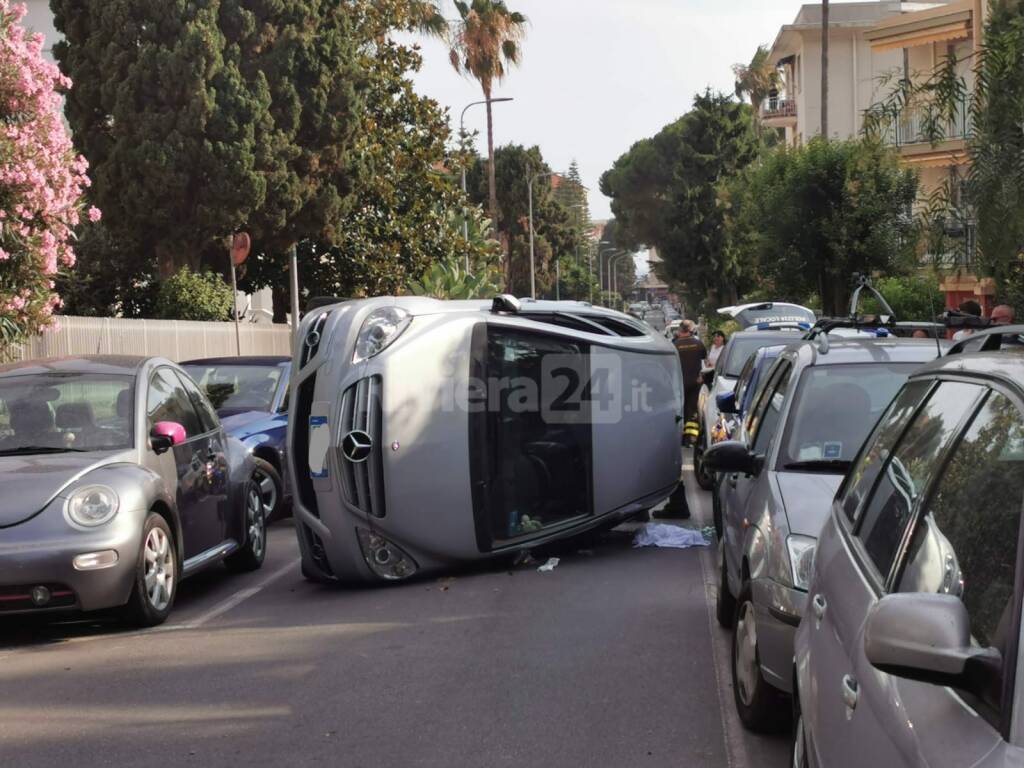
865,593 -> 1002,699
702,441 -> 761,476
716,391 -> 738,414
150,421 -> 186,454
701,369 -> 716,388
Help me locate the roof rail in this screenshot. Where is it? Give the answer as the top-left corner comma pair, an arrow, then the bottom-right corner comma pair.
849,274 -> 896,320
491,295 -> 521,314
947,324 -> 1024,356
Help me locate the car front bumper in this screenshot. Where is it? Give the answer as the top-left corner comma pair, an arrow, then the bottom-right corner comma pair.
0,507 -> 145,615
751,577 -> 807,694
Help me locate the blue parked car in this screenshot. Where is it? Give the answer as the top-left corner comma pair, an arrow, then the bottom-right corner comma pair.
182,356 -> 291,520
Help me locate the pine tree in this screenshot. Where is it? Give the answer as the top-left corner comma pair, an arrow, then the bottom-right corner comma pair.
554,160 -> 590,240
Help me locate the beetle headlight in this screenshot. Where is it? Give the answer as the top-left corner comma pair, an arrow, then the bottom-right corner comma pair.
65,485 -> 120,527
353,307 -> 412,364
786,535 -> 817,591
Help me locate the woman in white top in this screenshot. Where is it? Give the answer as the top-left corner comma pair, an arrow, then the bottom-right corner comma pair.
706,330 -> 727,368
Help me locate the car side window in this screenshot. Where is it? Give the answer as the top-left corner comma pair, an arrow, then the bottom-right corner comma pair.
175,371 -> 219,434
855,382 -> 984,580
147,368 -> 203,440
749,362 -> 793,454
896,391 -> 1024,725
839,380 -> 933,523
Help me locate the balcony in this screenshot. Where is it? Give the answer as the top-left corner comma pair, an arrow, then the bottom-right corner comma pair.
880,100 -> 971,148
761,96 -> 797,127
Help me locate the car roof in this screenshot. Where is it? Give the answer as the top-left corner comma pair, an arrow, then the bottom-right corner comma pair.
785,338 -> 947,368
182,356 -> 290,367
0,355 -> 151,377
911,345 -> 1024,392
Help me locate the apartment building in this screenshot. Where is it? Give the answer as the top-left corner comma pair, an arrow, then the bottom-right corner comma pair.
763,0 -> 991,311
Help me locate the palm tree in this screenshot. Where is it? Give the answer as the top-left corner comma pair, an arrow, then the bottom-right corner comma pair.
448,1 -> 528,243
732,45 -> 781,128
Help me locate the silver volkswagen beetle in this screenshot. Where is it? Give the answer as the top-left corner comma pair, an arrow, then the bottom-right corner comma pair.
0,356 -> 267,626
288,296 -> 684,584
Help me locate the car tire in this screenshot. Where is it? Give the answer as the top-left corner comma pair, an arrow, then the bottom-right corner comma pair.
694,430 -> 715,491
731,582 -> 789,733
252,457 -> 285,523
712,488 -> 723,540
716,549 -> 736,629
124,513 -> 177,627
225,479 -> 267,573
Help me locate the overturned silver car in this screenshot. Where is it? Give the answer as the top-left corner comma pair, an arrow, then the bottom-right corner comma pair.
288,296 -> 684,583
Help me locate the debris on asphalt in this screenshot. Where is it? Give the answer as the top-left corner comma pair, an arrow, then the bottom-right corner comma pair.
537,557 -> 560,572
513,550 -> 538,567
632,523 -> 710,550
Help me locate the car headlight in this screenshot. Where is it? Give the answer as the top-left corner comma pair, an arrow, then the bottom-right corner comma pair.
786,535 -> 817,591
353,307 -> 412,364
65,485 -> 120,527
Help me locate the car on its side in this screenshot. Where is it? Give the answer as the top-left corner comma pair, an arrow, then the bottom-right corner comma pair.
182,356 -> 291,521
791,326 -> 1024,767
288,296 -> 684,584
695,328 -> 806,489
0,356 -> 267,626
703,337 -> 944,732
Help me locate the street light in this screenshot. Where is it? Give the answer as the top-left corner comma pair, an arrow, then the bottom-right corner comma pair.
609,252 -> 632,310
598,245 -> 623,307
459,97 -> 513,273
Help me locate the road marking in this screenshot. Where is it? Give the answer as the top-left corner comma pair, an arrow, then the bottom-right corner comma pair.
686,467 -> 753,768
175,558 -> 299,630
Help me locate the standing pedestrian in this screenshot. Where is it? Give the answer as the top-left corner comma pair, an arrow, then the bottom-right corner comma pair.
706,330 -> 727,368
952,299 -> 983,341
674,320 -> 707,447
991,304 -> 1016,325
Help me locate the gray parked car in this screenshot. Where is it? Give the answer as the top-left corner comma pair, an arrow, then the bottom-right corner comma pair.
288,296 -> 684,584
0,356 -> 267,626
703,337 -> 943,731
793,327 -> 1024,767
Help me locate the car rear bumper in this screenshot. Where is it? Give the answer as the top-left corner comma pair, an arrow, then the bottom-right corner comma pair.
0,509 -> 144,614
751,577 -> 807,694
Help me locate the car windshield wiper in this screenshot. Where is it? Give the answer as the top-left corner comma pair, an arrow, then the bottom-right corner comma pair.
783,459 -> 853,473
0,445 -> 88,456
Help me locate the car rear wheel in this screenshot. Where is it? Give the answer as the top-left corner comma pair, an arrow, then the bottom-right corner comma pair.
124,513 -> 177,627
732,582 -> 788,732
715,548 -> 736,629
225,480 -> 267,573
694,428 -> 715,491
252,457 -> 284,522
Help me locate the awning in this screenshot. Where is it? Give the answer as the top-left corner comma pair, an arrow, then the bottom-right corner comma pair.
867,2 -> 972,52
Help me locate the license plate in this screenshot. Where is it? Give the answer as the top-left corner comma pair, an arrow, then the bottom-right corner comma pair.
308,416 -> 330,478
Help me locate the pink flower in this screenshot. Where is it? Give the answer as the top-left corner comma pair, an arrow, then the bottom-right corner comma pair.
87,205 -> 101,223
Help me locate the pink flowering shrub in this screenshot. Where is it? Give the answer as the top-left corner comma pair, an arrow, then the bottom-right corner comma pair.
0,1 -> 92,351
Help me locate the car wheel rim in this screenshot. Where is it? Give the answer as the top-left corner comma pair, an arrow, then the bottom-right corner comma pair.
792,714 -> 806,768
734,600 -> 759,706
143,526 -> 174,612
247,484 -> 266,559
254,468 -> 277,517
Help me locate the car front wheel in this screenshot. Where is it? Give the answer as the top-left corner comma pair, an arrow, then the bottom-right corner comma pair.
694,427 -> 714,491
225,479 -> 267,573
732,582 -> 788,732
252,457 -> 285,522
124,513 -> 177,627
715,548 -> 736,629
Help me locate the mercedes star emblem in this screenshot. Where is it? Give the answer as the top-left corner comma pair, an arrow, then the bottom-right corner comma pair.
341,430 -> 373,463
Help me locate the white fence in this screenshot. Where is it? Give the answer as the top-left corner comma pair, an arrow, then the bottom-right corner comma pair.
11,316 -> 295,363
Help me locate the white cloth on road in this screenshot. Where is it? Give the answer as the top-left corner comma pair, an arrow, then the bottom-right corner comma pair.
633,523 -> 709,549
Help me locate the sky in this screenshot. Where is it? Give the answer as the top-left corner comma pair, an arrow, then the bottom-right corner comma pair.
407,0 -> 808,227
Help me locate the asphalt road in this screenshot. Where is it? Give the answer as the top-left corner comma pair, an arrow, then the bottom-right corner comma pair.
0,469 -> 789,767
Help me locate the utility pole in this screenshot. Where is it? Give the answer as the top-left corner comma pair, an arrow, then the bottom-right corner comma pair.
821,0 -> 830,137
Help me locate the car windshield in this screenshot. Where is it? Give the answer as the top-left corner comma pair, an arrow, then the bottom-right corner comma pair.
183,364 -> 283,413
779,363 -> 916,471
722,335 -> 797,378
0,372 -> 135,454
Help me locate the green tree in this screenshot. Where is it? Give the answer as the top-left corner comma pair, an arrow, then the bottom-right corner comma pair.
447,1 -> 528,240
729,138 -> 918,315
600,91 -> 765,311
52,0 -> 363,291
862,275 -> 945,321
263,1 -> 497,305
732,45 -> 781,131
553,160 -> 590,238
154,267 -> 233,321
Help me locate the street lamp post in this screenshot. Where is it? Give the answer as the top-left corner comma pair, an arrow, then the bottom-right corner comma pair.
459,97 -> 513,274
610,252 -> 631,310
598,247 -> 623,307
528,169 -> 567,300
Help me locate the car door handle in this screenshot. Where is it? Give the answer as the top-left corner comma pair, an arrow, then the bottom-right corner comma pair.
812,593 -> 827,621
841,675 -> 859,711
